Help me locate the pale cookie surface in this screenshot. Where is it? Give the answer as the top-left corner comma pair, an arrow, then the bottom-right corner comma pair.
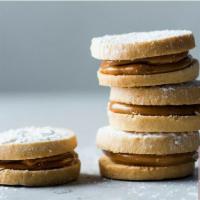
98,60 -> 199,87
96,126 -> 199,155
0,127 -> 77,160
91,30 -> 195,60
108,111 -> 200,132
110,81 -> 200,105
99,156 -> 194,180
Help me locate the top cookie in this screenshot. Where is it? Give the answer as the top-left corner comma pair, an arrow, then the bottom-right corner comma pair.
0,127 -> 77,160
91,30 -> 195,60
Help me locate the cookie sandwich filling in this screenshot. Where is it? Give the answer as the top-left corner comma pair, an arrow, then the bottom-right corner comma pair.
100,52 -> 196,76
103,151 -> 197,167
109,101 -> 200,116
0,152 -> 79,170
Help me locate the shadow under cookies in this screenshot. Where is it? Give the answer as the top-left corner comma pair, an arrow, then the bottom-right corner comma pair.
68,173 -> 107,187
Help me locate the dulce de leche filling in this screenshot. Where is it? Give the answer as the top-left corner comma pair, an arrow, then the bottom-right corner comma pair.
100,52 -> 194,75
104,151 -> 197,166
109,101 -> 200,116
0,152 -> 78,170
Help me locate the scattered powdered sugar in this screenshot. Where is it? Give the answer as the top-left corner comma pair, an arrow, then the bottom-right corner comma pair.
173,133 -> 186,145
91,30 -> 192,45
0,127 -> 74,144
160,81 -> 200,91
161,86 -> 176,92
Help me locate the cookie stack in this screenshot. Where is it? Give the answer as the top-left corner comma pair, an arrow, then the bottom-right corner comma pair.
90,30 -> 200,180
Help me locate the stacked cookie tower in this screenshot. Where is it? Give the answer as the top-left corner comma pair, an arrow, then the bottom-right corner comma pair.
91,30 -> 200,180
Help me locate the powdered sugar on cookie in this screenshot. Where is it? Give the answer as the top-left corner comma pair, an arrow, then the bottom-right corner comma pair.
96,126 -> 199,155
91,30 -> 195,60
97,126 -> 196,140
0,127 -> 74,144
92,30 -> 192,45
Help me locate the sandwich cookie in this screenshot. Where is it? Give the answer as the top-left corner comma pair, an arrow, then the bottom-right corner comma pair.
97,126 -> 199,180
108,81 -> 200,132
0,127 -> 80,186
90,30 -> 199,87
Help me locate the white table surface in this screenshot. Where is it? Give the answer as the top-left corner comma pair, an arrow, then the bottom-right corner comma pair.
0,91 -> 197,200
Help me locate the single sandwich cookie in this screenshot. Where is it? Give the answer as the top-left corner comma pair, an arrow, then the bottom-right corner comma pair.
108,81 -> 200,132
97,126 -> 198,180
91,30 -> 198,87
0,127 -> 80,186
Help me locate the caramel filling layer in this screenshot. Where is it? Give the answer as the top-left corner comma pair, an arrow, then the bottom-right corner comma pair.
100,54 -> 194,76
104,151 -> 197,166
0,152 -> 78,170
109,101 -> 200,116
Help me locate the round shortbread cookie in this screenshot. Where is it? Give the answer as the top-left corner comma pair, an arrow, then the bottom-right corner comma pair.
108,111 -> 200,132
96,126 -> 199,155
99,156 -> 194,180
110,80 -> 200,105
98,60 -> 199,87
0,160 -> 80,186
91,30 -> 195,60
0,127 -> 77,160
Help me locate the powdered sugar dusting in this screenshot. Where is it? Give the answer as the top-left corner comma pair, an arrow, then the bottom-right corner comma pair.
98,126 -> 197,140
159,81 -> 200,92
161,86 -> 176,92
92,30 -> 192,45
0,127 -> 74,144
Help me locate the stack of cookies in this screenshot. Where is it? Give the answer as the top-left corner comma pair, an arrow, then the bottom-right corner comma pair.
90,30 -> 200,180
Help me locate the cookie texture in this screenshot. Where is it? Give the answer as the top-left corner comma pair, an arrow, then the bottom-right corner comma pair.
0,160 -> 81,186
108,111 -> 200,132
0,127 -> 77,160
96,126 -> 199,155
99,156 -> 194,180
91,30 -> 195,60
110,81 -> 200,105
98,61 -> 199,87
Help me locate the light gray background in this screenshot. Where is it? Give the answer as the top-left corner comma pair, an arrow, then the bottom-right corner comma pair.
0,1 -> 199,92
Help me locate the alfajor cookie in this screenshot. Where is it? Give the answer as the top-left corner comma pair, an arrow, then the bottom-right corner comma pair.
97,126 -> 198,180
90,30 -> 199,87
108,81 -> 200,132
0,127 -> 80,186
